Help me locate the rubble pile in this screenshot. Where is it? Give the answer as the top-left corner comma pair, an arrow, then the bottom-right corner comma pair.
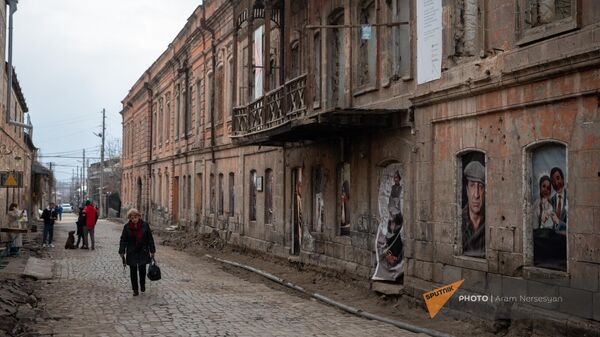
0,278 -> 41,337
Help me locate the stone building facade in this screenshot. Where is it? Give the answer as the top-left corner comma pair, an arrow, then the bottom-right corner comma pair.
122,0 -> 600,327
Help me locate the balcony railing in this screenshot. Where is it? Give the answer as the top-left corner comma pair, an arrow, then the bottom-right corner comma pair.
233,74 -> 307,137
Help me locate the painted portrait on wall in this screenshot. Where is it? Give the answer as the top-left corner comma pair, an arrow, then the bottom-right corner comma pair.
372,163 -> 404,281
461,152 -> 486,258
531,143 -> 567,271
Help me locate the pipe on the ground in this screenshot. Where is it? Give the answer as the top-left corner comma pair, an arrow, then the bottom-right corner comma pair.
205,254 -> 455,337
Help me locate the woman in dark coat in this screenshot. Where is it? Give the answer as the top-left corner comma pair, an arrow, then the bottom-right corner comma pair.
119,208 -> 156,296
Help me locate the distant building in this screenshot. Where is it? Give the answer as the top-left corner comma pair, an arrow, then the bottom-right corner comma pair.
88,158 -> 121,216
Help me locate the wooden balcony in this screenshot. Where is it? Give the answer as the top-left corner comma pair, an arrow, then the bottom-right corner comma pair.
232,73 -> 411,145
232,74 -> 307,141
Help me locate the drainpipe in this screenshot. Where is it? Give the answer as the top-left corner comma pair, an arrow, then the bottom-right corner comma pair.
201,8 -> 216,164
6,0 -> 31,130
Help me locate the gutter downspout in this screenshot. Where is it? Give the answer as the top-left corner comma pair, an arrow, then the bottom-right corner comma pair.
201,8 -> 216,164
5,0 -> 30,130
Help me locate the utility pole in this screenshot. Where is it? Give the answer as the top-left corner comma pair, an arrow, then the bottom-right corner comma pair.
100,108 -> 106,218
48,162 -> 54,204
82,149 -> 86,201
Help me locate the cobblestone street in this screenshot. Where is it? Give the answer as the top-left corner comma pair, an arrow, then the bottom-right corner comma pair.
29,215 -> 422,337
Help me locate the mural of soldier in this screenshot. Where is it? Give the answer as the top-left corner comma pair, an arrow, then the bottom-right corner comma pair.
461,160 -> 486,258
531,144 -> 567,271
372,164 -> 404,281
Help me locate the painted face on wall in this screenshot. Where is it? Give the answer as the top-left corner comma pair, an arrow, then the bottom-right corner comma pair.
540,179 -> 552,198
551,170 -> 564,192
467,180 -> 485,215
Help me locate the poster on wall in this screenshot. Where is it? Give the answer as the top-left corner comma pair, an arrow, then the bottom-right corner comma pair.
372,163 -> 404,281
339,163 -> 351,236
531,144 -> 567,271
416,0 -> 442,84
461,153 -> 486,258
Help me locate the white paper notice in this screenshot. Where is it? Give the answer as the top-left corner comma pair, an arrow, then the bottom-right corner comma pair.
417,0 -> 442,84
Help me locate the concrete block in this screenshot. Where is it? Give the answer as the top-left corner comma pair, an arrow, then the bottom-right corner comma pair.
403,239 -> 415,259
489,227 -> 514,252
22,257 -> 53,280
414,260 -> 433,282
502,276 -> 527,299
414,240 -> 434,262
453,255 -> 488,272
571,234 -> 600,264
462,268 -> 487,292
433,222 -> 455,244
372,281 -> 404,295
570,261 -> 599,292
434,242 -> 454,265
526,280 -> 560,310
594,292 -> 600,322
487,249 -> 500,273
498,252 -> 523,276
414,221 -> 433,241
443,265 -> 463,284
405,258 -> 415,277
487,273 -> 502,297
433,262 -> 444,283
559,287 -> 593,319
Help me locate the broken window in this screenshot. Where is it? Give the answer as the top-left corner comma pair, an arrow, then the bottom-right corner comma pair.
357,0 -> 376,88
206,72 -> 213,125
327,8 -> 345,108
195,173 -> 203,219
312,166 -> 325,233
165,93 -> 171,141
187,174 -> 192,212
525,0 -> 571,28
228,57 -> 234,119
454,0 -> 482,58
459,151 -> 486,258
384,0 -> 411,79
229,172 -> 235,216
216,65 -> 225,124
195,80 -> 202,136
218,173 -> 224,215
265,168 -> 273,224
518,0 -> 577,44
313,32 -> 321,107
158,97 -> 163,145
249,170 -> 257,221
290,39 -> 301,79
175,85 -> 181,138
529,143 -> 567,271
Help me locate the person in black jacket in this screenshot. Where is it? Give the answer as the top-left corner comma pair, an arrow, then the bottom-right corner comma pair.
119,208 -> 156,296
75,206 -> 86,248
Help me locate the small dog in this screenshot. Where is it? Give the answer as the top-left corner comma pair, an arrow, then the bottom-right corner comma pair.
65,230 -> 76,249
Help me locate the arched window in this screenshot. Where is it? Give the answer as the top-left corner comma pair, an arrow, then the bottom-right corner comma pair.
264,169 -> 273,224
459,151 -> 486,258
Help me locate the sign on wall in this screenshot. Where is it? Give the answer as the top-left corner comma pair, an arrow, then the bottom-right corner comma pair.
417,0 -> 442,84
0,171 -> 23,187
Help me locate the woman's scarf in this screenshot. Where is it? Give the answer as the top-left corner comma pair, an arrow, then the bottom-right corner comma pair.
128,221 -> 144,249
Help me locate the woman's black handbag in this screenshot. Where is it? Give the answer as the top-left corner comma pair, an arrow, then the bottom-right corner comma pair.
147,258 -> 161,281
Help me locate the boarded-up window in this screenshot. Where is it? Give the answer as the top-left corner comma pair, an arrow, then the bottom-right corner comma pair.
249,170 -> 257,221
327,9 -> 345,108
265,169 -> 273,224
218,173 -> 224,215
229,173 -> 235,216
357,0 -> 376,87
210,173 -> 216,214
313,32 -> 321,106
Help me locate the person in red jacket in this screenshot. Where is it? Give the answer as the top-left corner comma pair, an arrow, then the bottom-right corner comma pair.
82,200 -> 98,250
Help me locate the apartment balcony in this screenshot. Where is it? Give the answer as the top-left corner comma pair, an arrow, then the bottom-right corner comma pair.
232,73 -> 411,145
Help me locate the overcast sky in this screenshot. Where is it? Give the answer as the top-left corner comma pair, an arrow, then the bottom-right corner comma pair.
13,0 -> 201,181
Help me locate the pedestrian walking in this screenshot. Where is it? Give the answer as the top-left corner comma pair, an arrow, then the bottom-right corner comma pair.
82,200 -> 98,250
40,202 -> 57,248
56,204 -> 63,221
119,208 -> 156,296
5,203 -> 25,256
75,206 -> 86,248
